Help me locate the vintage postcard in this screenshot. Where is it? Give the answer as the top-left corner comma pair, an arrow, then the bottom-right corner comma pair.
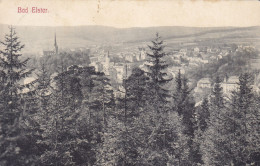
0,0 -> 260,165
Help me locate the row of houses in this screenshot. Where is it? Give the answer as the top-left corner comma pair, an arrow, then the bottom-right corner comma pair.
195,76 -> 260,95
118,48 -> 147,62
89,51 -> 135,86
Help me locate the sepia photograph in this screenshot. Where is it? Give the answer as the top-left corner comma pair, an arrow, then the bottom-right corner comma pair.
0,0 -> 260,165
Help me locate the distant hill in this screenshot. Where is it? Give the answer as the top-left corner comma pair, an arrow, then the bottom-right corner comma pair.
0,24 -> 259,55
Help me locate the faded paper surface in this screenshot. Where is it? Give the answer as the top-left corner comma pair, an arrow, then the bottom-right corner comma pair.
0,0 -> 260,27
0,1 -> 260,166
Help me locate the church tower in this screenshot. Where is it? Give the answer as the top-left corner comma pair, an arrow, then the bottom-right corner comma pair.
54,32 -> 58,55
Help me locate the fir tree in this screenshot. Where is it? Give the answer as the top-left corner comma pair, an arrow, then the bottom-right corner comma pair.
201,73 -> 260,165
210,76 -> 224,109
180,76 -> 196,137
0,26 -> 34,165
69,66 -> 103,166
198,97 -> 210,132
96,116 -> 138,166
172,71 -> 200,164
91,71 -> 114,128
133,104 -> 189,166
145,33 -> 172,103
228,73 -> 257,165
38,62 -> 81,166
35,62 -> 52,112
200,75 -> 228,165
173,69 -> 183,115
124,67 -> 149,117
193,97 -> 210,165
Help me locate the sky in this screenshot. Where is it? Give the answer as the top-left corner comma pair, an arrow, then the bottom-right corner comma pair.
0,0 -> 260,28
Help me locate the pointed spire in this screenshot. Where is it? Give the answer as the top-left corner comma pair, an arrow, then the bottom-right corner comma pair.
54,31 -> 58,55
54,32 -> 57,47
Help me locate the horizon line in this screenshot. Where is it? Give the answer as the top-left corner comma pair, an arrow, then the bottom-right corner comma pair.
1,23 -> 260,29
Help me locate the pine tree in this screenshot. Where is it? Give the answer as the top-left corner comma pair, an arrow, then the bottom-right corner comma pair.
175,69 -> 182,94
97,69 -> 139,166
132,104 -> 189,166
210,76 -> 224,109
124,67 -> 149,117
35,62 -> 52,112
91,71 -> 114,128
228,73 -> 257,165
26,62 -> 53,165
198,97 -> 210,132
173,69 -> 183,115
193,97 -> 210,165
145,33 -> 172,103
172,71 -> 200,164
20,68 -> 46,165
96,116 -> 138,166
65,65 -> 83,111
0,26 -> 34,165
201,73 -> 260,165
200,75 -> 229,165
179,76 -> 196,137
38,62 -> 82,166
68,66 -> 103,166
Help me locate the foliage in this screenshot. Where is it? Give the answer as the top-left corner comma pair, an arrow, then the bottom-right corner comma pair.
145,33 -> 172,103
201,73 -> 260,166
1,27 -> 259,166
0,26 -> 34,165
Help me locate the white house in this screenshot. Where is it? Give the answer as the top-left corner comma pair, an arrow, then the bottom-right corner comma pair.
125,54 -> 134,62
114,64 -> 125,83
197,78 -> 211,89
221,76 -> 239,94
194,47 -> 200,53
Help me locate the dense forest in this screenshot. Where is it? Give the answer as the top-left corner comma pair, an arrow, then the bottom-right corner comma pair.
0,27 -> 259,166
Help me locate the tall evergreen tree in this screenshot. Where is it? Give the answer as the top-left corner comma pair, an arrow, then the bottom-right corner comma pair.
124,67 -> 149,117
0,26 -> 34,165
172,71 -> 200,164
180,76 -> 196,137
145,33 -> 172,103
38,62 -> 82,166
227,73 -> 258,165
193,97 -> 210,165
67,66 -> 104,166
210,76 -> 224,109
20,63 -> 50,165
35,62 -> 52,112
132,104 -> 189,166
201,73 -> 260,165
97,68 -> 139,166
200,75 -> 228,165
198,97 -> 210,132
173,69 -> 183,115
